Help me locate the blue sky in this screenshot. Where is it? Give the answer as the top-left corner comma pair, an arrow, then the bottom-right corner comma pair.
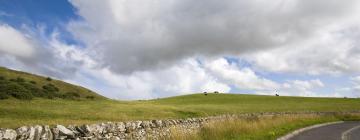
0,0 -> 359,99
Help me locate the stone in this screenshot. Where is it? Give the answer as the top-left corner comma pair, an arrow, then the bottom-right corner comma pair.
115,122 -> 126,133
41,125 -> 53,140
33,125 -> 43,140
125,122 -> 136,133
140,121 -> 151,129
67,125 -> 80,137
87,124 -> 105,135
0,129 -> 17,140
135,121 -> 142,129
76,125 -> 90,137
51,127 -> 60,139
154,120 -> 163,127
56,125 -> 75,138
16,126 -> 35,139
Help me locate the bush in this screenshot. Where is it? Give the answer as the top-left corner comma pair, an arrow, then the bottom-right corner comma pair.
46,77 -> 52,81
0,92 -> 8,99
42,84 -> 59,92
86,96 -> 95,100
62,92 -> 81,99
15,77 -> 26,83
29,81 -> 36,84
0,76 -> 5,80
6,83 -> 33,100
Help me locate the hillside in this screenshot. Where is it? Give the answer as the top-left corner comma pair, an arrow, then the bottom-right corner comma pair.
0,67 -> 105,100
1,92 -> 360,128
1,67 -> 360,129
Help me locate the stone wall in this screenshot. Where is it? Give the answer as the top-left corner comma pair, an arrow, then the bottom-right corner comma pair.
0,111 -> 355,140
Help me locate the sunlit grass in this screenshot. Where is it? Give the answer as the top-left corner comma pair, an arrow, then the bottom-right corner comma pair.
1,94 -> 360,128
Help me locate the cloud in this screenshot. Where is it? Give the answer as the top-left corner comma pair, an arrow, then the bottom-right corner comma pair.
2,0 -> 360,99
0,25 -> 83,79
0,24 -> 328,99
65,58 -> 231,99
204,58 -> 279,90
68,0 -> 360,74
0,24 -> 35,58
246,26 -> 360,75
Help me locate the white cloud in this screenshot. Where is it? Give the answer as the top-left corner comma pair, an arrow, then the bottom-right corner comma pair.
204,58 -> 279,90
2,0 -> 360,99
66,58 -> 231,99
0,24 -> 35,58
68,0 -> 360,74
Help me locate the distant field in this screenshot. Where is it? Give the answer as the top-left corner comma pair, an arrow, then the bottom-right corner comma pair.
1,94 -> 360,128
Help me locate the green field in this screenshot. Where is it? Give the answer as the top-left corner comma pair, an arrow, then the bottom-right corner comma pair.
1,66 -> 360,130
1,94 -> 360,128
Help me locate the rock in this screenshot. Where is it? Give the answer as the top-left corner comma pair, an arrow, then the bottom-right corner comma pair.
0,129 -> 17,140
116,122 -> 126,133
135,121 -> 142,129
56,125 -> 75,138
140,121 -> 151,129
125,122 -> 136,133
76,125 -> 90,137
41,125 -> 53,140
16,126 -> 35,139
86,123 -> 105,135
67,125 -> 80,137
34,125 -> 43,140
51,127 -> 60,139
154,120 -> 163,127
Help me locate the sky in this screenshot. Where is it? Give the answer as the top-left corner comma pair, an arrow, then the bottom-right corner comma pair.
0,0 -> 360,100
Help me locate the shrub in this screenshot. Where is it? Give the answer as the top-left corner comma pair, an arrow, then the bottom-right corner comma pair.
62,92 -> 81,99
0,76 -> 5,80
46,77 -> 52,81
42,84 -> 59,92
6,83 -> 33,100
29,81 -> 36,84
0,92 -> 8,99
15,77 -> 26,83
86,96 -> 95,100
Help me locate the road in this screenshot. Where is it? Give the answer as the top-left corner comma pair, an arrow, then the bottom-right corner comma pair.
288,121 -> 360,140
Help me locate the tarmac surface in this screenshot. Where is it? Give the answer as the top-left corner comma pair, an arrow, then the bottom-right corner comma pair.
289,121 -> 360,140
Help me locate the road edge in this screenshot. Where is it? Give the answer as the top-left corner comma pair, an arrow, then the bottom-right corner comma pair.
277,121 -> 344,140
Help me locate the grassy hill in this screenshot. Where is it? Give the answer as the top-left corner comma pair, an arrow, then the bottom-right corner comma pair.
1,67 -> 360,129
0,67 -> 105,100
1,93 -> 360,128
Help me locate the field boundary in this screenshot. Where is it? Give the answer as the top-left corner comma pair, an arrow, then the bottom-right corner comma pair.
1,111 -> 359,140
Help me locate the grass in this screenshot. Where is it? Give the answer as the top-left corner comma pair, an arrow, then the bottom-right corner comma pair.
1,66 -> 360,134
1,94 -> 360,128
170,113 -> 360,140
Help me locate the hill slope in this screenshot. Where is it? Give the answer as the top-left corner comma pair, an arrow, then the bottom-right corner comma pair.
0,67 -> 105,100
1,93 -> 360,128
1,67 -> 360,128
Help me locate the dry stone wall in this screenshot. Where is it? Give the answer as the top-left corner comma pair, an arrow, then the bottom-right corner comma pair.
0,111 -> 355,140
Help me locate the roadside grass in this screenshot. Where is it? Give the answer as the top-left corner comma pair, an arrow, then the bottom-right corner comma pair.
171,113 -> 360,140
1,94 -> 360,128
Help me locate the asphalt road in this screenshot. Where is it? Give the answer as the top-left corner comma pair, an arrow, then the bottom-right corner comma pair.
289,121 -> 360,140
